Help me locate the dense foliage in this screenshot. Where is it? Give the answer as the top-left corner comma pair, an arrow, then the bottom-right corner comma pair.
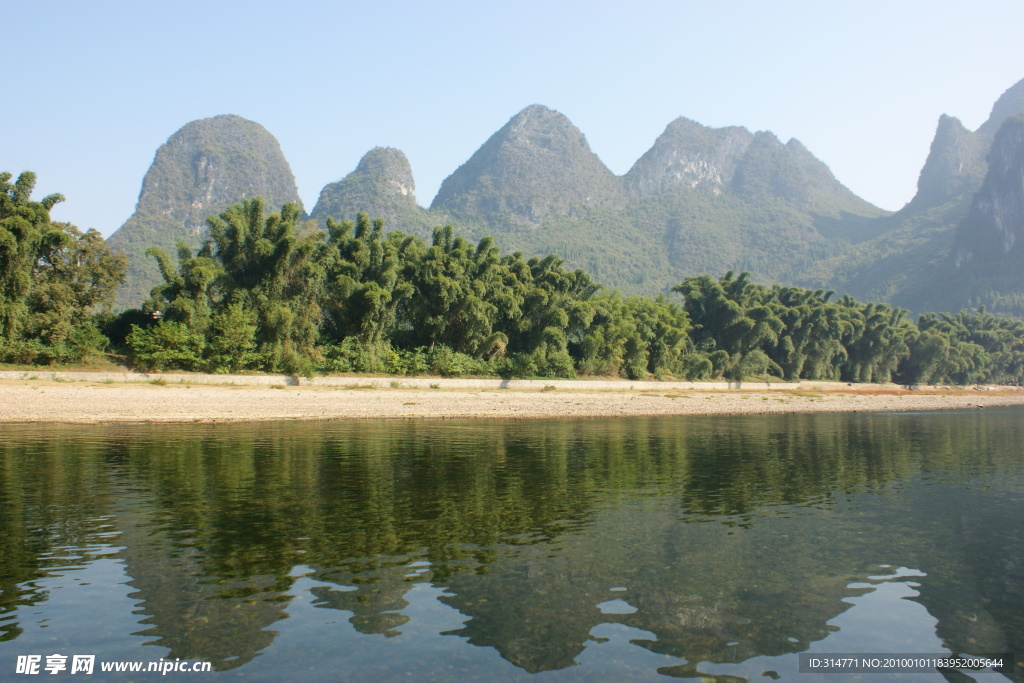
128,199 -> 692,379
0,172 -> 126,363
116,197 -> 1024,384
4,173 -> 1024,385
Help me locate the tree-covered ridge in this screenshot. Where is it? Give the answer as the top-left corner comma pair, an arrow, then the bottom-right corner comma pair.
103,79 -> 1024,318
123,196 -> 1024,385
0,172 -> 126,364
374,106 -> 890,300
823,80 -> 1024,317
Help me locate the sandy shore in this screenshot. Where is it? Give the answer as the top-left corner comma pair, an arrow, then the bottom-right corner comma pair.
2,374 -> 1023,423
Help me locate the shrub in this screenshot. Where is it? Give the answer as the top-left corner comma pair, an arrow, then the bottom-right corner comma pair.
321,338 -> 386,374
728,349 -> 778,380
542,350 -> 577,379
679,352 -> 713,380
205,303 -> 259,373
126,321 -> 204,371
427,345 -> 490,376
384,347 -> 430,375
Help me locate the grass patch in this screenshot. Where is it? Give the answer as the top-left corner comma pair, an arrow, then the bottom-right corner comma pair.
149,378 -> 168,386
542,385 -> 556,392
430,383 -> 440,390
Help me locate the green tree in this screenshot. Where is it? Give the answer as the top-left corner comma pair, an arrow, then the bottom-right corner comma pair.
137,198 -> 323,374
1,172 -> 126,363
408,226 -> 512,356
319,213 -> 417,349
1,172 -> 67,350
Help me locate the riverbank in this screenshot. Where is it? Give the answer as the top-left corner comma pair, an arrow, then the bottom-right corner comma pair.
1,371 -> 1023,423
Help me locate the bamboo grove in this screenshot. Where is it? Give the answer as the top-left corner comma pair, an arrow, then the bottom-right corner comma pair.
3,174 -> 1024,385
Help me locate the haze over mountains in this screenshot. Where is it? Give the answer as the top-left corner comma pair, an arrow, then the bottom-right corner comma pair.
107,78 -> 1024,317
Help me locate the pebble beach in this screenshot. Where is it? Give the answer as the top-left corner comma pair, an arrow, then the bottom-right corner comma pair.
2,372 -> 1023,423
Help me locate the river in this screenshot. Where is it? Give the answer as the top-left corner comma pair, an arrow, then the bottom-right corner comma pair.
1,411 -> 1020,681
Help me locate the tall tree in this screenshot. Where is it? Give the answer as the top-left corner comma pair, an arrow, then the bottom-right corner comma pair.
140,198 -> 323,373
1,172 -> 125,362
319,213 -> 417,347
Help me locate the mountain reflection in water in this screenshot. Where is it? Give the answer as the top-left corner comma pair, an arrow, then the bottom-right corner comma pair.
0,411 -> 1021,681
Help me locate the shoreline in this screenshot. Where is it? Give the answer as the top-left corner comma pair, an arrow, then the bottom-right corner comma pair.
2,371 -> 1023,424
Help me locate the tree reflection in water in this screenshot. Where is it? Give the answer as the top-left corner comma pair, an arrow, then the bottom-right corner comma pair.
0,411 -> 1021,680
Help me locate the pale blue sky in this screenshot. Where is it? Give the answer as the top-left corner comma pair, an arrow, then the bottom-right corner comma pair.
5,0 -> 1023,236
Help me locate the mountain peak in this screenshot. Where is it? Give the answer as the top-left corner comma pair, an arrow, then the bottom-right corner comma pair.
907,78 -> 1024,212
310,146 -> 433,237
954,114 -> 1024,266
511,103 -> 559,119
107,114 -> 301,307
431,105 -> 623,227
624,118 -> 753,196
126,114 -> 302,230
978,78 -> 1024,139
910,114 -> 985,209
352,146 -> 416,198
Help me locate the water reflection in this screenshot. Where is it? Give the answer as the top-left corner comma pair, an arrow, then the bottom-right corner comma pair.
0,411 -> 1021,680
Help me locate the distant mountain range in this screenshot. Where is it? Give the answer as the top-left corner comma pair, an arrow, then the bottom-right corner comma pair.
107,78 -> 1024,317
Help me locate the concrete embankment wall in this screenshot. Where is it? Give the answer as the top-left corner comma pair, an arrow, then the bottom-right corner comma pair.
2,370 -> 1002,393
0,369 -> 794,391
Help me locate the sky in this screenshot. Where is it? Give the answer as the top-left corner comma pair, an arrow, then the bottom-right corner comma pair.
5,0 -> 1023,237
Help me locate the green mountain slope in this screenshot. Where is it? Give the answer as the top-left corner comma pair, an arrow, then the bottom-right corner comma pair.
107,115 -> 303,308
310,107 -> 886,297
430,104 -> 626,229
827,77 -> 1024,315
107,79 -> 1024,319
309,147 -> 434,238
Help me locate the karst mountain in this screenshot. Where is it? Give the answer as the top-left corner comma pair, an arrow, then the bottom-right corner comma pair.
108,78 -> 1024,317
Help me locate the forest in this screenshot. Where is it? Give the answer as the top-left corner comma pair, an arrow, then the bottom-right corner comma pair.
3,171 -> 1023,385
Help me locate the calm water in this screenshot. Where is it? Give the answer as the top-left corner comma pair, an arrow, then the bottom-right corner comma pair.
1,410 -> 1022,681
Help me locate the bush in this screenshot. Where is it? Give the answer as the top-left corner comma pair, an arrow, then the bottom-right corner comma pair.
281,345 -> 316,378
321,338 -> 386,374
499,351 -> 538,378
384,347 -> 430,375
679,353 -> 713,380
427,345 -> 491,376
542,350 -> 577,379
126,321 -> 205,371
205,303 -> 259,373
66,319 -> 110,361
728,349 -> 780,380
708,350 -> 730,378
101,309 -> 150,349
2,339 -> 48,365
